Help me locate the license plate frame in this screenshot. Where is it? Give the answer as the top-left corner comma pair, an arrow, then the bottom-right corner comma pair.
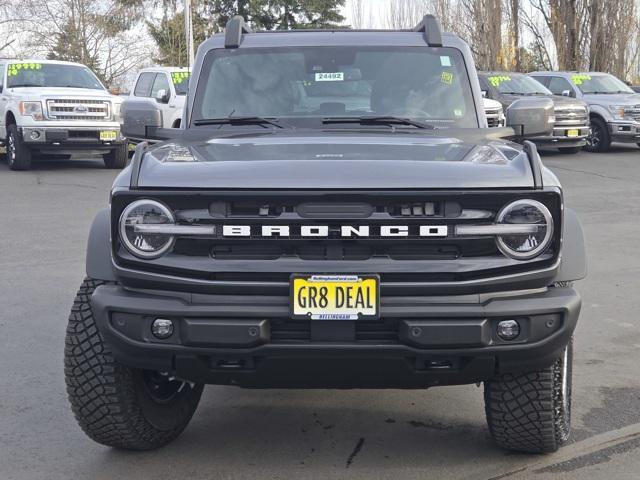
566,129 -> 579,137
99,130 -> 117,142
290,274 -> 380,321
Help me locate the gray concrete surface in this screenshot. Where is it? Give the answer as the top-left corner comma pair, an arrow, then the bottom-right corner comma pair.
0,146 -> 639,480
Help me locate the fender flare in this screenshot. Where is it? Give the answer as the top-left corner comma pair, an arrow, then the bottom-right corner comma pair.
86,208 -> 116,281
554,207 -> 587,282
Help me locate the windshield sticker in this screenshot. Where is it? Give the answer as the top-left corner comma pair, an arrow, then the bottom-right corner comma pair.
440,56 -> 452,67
487,75 -> 511,87
571,74 -> 591,85
7,63 -> 42,76
171,71 -> 190,84
315,72 -> 344,82
441,71 -> 454,85
454,108 -> 463,117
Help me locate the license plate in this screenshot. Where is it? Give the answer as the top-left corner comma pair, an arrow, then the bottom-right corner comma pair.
100,130 -> 117,141
566,129 -> 579,137
291,275 -> 379,320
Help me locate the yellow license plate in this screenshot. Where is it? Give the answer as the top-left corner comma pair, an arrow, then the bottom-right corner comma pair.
566,129 -> 579,137
100,130 -> 117,141
291,275 -> 379,320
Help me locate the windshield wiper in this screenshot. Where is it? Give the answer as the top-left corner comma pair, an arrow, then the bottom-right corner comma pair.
322,116 -> 435,130
8,83 -> 41,88
193,116 -> 284,128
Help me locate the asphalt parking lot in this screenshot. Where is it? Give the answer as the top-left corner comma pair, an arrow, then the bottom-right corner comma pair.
1,146 -> 639,480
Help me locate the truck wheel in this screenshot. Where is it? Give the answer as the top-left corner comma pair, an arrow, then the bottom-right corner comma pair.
65,278 -> 204,450
103,143 -> 128,169
7,124 -> 32,170
584,117 -> 610,152
484,340 -> 572,453
558,146 -> 580,154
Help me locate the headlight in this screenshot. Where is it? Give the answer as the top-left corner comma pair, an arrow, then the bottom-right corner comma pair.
19,101 -> 44,121
495,199 -> 554,260
119,200 -> 175,259
112,101 -> 123,122
608,105 -> 627,119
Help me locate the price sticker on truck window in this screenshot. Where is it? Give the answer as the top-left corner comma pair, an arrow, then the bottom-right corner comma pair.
171,71 -> 190,84
315,72 -> 344,82
441,71 -> 454,85
571,74 -> 591,85
7,63 -> 42,76
488,75 -> 511,87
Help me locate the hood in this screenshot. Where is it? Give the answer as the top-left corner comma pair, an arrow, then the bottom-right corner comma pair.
135,132 -> 534,189
8,87 -> 111,98
497,93 -> 585,110
582,92 -> 640,106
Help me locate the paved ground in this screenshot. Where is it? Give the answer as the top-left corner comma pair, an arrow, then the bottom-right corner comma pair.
0,146 -> 639,480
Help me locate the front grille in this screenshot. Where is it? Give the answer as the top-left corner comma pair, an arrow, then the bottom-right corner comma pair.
270,318 -> 398,343
485,109 -> 502,128
46,98 -> 111,121
112,191 -> 562,290
554,107 -> 588,127
625,105 -> 640,121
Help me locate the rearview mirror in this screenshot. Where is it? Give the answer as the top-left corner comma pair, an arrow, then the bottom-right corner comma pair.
155,89 -> 170,104
506,98 -> 554,138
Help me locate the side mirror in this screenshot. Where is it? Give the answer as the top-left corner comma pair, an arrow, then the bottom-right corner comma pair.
155,89 -> 170,103
481,90 -> 487,98
122,102 -> 177,141
561,89 -> 572,97
506,98 -> 554,138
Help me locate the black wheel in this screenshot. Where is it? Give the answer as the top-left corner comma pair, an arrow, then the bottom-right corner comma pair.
65,278 -> 203,450
484,340 -> 572,453
558,146 -> 581,154
7,124 -> 32,170
103,142 -> 128,169
584,117 -> 610,152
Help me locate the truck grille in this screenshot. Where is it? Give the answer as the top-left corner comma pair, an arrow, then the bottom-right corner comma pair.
46,98 -> 111,121
554,107 -> 588,127
485,108 -> 503,128
625,105 -> 640,122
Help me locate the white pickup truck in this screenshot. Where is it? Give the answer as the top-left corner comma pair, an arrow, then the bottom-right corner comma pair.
0,59 -> 126,170
122,67 -> 190,143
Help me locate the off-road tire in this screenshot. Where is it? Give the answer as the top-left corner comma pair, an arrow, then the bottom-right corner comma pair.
558,146 -> 580,154
584,117 -> 610,152
103,142 -> 128,169
484,340 -> 573,453
7,124 -> 32,170
64,278 -> 204,450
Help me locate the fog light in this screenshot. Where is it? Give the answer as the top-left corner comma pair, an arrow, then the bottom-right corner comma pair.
30,130 -> 41,140
497,320 -> 520,341
151,318 -> 174,339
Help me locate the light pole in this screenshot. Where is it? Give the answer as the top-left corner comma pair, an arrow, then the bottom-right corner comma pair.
184,0 -> 194,67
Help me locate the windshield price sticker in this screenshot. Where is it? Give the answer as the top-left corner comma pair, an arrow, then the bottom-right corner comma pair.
315,72 -> 344,82
571,74 -> 591,85
171,71 -> 190,85
8,63 -> 42,76
488,75 -> 511,87
441,71 -> 454,85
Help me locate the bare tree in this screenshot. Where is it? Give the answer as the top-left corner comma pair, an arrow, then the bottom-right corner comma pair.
458,0 -> 503,70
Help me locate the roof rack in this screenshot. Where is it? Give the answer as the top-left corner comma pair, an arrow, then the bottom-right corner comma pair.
413,14 -> 442,47
225,15 -> 252,49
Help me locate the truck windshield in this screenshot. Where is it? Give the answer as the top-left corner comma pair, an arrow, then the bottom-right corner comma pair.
572,73 -> 634,94
484,74 -> 551,95
6,63 -> 104,90
192,46 -> 478,128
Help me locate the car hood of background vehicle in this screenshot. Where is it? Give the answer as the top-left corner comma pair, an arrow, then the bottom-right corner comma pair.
9,87 -> 110,98
497,94 -> 583,109
582,92 -> 640,106
136,133 -> 534,189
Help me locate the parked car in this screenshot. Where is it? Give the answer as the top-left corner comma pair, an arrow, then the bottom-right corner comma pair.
529,71 -> 640,152
64,15 -> 585,454
479,72 -> 589,153
482,97 -> 505,127
122,67 -> 190,143
0,59 -> 126,170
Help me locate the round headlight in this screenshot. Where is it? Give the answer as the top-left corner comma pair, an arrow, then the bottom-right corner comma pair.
119,200 -> 175,259
496,199 -> 554,260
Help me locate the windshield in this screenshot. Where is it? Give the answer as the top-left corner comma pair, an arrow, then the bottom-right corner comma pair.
572,73 -> 633,94
6,62 -> 104,90
484,73 -> 551,95
171,71 -> 190,95
192,46 -> 478,128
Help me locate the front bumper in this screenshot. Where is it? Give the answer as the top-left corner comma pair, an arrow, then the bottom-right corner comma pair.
531,126 -> 590,148
608,120 -> 640,142
20,125 -> 125,151
91,284 -> 581,389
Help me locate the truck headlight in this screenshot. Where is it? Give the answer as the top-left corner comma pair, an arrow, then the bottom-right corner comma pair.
19,101 -> 44,121
495,200 -> 554,260
608,105 -> 627,120
112,101 -> 123,123
119,200 -> 175,259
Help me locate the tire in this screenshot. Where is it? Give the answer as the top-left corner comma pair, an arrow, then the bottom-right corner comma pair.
584,117 -> 610,152
558,146 -> 581,154
65,278 -> 204,450
103,142 -> 128,169
484,340 -> 573,453
7,124 -> 32,170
